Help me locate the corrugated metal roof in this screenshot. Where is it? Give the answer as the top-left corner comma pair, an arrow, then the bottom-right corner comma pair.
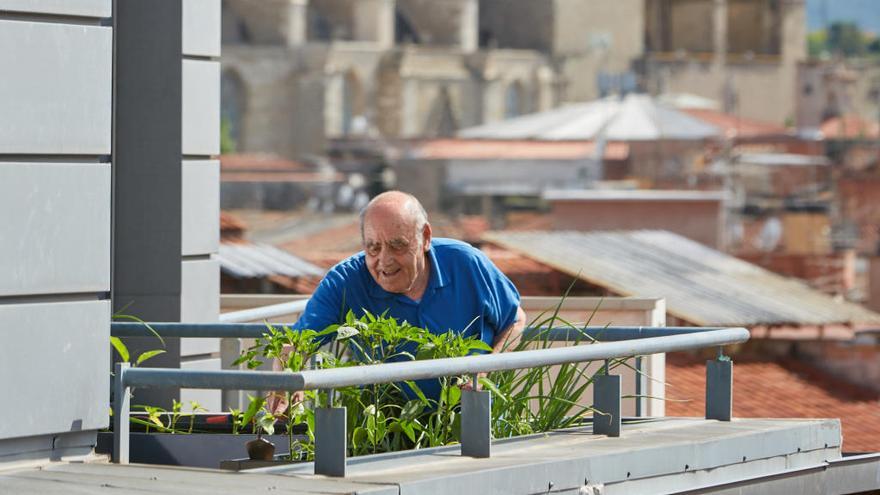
543,189 -> 728,202
735,153 -> 830,167
218,242 -> 325,279
459,94 -> 719,141
483,230 -> 880,327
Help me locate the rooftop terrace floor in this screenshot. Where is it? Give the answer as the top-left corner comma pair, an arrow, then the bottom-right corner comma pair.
2,418 -> 878,495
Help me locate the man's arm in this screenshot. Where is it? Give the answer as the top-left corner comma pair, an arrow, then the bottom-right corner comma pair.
492,305 -> 526,353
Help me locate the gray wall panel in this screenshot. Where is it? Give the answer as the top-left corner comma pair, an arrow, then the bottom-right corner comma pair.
180,358 -> 221,411
0,0 -> 110,18
182,59 -> 220,156
182,0 -> 221,57
0,21 -> 111,154
182,160 -> 220,256
0,164 -> 110,296
0,301 -> 110,440
181,259 -> 220,323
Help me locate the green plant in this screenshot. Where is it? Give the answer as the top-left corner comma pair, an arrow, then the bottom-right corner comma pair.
233,305 -> 627,460
110,311 -> 166,368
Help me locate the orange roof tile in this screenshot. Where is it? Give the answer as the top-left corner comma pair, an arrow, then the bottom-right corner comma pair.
482,245 -> 556,275
665,352 -> 880,453
683,109 -> 788,138
410,139 -> 630,161
220,211 -> 247,240
220,153 -> 311,172
821,115 -> 880,140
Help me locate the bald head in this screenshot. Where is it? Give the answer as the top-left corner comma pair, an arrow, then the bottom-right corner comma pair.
360,191 -> 428,242
360,191 -> 432,299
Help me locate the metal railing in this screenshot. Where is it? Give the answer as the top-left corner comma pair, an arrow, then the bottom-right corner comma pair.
111,322 -> 748,476
218,299 -> 309,323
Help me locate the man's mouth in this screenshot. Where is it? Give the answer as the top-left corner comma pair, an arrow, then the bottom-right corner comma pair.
380,268 -> 400,278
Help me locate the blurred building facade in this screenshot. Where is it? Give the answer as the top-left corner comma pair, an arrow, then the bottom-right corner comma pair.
221,0 -> 806,159
642,0 -> 806,125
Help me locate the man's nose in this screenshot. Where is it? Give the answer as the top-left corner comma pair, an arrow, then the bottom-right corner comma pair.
377,248 -> 393,265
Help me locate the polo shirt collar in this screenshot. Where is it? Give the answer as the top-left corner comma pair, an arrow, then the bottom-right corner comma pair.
365,242 -> 448,300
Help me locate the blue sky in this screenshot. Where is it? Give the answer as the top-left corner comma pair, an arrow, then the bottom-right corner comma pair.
807,0 -> 880,34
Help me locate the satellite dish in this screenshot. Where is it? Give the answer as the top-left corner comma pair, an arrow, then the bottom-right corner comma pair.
754,217 -> 782,252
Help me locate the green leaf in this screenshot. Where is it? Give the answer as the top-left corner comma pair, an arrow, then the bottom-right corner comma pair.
110,337 -> 130,363
136,349 -> 166,366
468,340 -> 493,353
241,395 -> 265,426
446,386 -> 461,407
335,325 -> 359,340
477,376 -> 508,402
257,413 -> 276,436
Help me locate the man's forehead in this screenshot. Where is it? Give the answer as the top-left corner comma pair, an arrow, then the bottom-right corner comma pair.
363,211 -> 417,236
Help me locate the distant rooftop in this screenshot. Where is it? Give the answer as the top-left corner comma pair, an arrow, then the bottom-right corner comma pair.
666,352 -> 880,454
682,108 -> 789,139
218,242 -> 324,279
459,93 -> 720,142
408,138 -> 630,161
543,189 -> 727,202
735,152 -> 831,167
483,230 -> 880,327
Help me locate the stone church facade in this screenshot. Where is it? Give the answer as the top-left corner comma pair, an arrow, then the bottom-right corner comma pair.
221,0 -> 805,159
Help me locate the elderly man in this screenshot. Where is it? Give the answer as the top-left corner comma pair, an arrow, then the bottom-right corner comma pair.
272,191 -> 525,410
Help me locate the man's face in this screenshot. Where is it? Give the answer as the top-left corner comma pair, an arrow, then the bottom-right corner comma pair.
363,211 -> 431,297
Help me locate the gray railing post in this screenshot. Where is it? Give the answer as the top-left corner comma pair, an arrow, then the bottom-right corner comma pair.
461,381 -> 492,458
113,362 -> 131,464
593,372 -> 621,437
315,406 -> 347,477
706,353 -> 733,421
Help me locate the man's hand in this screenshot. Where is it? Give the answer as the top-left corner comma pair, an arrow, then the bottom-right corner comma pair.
461,307 -> 526,392
266,390 -> 304,416
460,372 -> 487,391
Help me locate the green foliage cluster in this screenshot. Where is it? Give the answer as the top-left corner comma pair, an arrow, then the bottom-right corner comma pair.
808,22 -> 880,58
234,307 -> 627,461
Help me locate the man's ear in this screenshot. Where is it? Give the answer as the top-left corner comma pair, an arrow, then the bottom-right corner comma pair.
422,222 -> 432,252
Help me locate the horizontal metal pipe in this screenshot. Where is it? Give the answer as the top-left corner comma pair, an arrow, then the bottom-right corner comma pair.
219,299 -> 309,323
113,323 -> 723,341
123,368 -> 306,390
111,322 -> 281,339
523,326 -> 724,342
121,328 -> 749,391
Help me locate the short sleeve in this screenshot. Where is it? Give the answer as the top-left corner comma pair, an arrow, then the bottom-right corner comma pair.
292,267 -> 346,335
474,249 -> 521,338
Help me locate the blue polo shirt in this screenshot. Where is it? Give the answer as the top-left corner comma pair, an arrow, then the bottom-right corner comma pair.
292,238 -> 521,400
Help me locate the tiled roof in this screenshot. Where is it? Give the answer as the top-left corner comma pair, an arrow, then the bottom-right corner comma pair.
409,139 -> 630,161
483,230 -> 880,326
220,211 -> 247,240
682,108 -> 788,138
665,352 -> 880,453
821,115 -> 880,140
220,153 -> 311,172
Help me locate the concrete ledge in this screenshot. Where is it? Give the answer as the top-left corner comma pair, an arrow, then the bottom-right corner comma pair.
0,418 -> 862,495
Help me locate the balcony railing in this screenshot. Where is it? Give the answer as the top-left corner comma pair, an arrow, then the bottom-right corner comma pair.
110,322 -> 748,477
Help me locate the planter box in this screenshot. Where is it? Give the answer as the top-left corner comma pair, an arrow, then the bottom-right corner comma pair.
96,432 -> 304,468
219,457 -> 305,471
95,413 -> 308,468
